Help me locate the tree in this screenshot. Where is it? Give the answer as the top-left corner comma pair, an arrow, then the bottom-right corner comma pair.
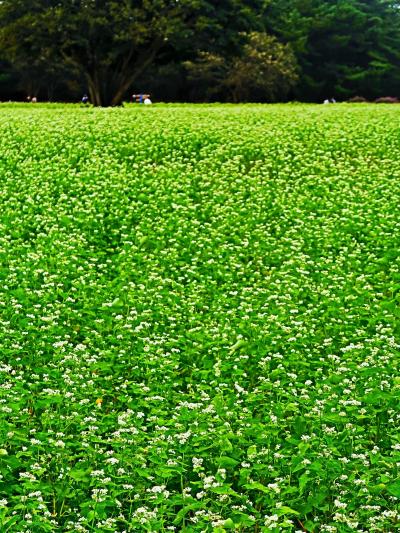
0,1 -> 65,99
0,0 -> 263,105
185,32 -> 298,102
1,0 -> 400,103
184,52 -> 228,101
225,32 -> 298,101
263,0 -> 400,101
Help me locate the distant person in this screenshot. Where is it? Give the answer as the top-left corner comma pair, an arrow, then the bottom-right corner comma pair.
323,99 -> 330,104
31,96 -> 37,103
132,93 -> 151,104
144,97 -> 152,105
27,95 -> 31,102
330,97 -> 336,103
81,94 -> 89,104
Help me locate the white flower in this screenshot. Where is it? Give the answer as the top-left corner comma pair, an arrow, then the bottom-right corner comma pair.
334,499 -> 347,509
105,457 -> 119,465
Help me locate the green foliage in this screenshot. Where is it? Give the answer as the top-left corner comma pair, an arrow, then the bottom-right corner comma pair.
0,0 -> 67,98
0,0 -> 261,105
264,0 -> 400,100
226,32 -> 299,102
185,32 -> 298,102
1,1 -> 400,102
0,102 -> 399,531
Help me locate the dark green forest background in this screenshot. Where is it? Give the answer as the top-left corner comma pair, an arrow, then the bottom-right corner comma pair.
0,0 -> 399,105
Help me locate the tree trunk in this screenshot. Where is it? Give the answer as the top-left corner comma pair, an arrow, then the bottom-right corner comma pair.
109,40 -> 164,106
110,76 -> 137,107
87,74 -> 102,106
83,37 -> 164,106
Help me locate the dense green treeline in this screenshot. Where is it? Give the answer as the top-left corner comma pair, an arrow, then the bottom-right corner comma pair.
0,0 -> 399,104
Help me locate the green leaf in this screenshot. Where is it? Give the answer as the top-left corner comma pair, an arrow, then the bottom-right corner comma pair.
232,513 -> 256,526
110,297 -> 123,307
387,480 -> 400,497
299,474 -> 309,494
217,456 -> 239,469
294,416 -> 306,436
369,483 -> 386,494
243,482 -> 269,493
307,489 -> 328,508
69,469 -> 90,482
229,339 -> 246,354
247,445 -> 257,458
211,485 -> 240,497
219,438 -> 233,452
173,503 -> 203,525
276,505 -> 300,516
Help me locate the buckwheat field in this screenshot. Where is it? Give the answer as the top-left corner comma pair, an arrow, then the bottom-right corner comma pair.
0,103 -> 400,532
